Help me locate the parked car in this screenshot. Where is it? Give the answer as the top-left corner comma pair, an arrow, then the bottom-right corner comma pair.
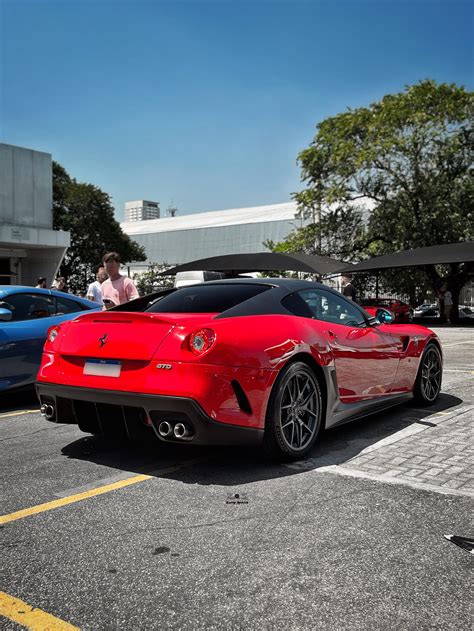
0,286 -> 100,391
459,306 -> 474,320
414,303 -> 440,318
36,279 -> 442,460
360,298 -> 413,323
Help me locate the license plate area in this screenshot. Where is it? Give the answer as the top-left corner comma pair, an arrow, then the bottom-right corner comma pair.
84,359 -> 121,377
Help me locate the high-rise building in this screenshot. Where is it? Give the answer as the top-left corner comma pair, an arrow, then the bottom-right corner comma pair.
124,200 -> 160,222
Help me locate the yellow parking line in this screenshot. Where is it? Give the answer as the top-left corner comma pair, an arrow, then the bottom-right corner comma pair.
0,474 -> 152,525
0,410 -> 39,419
0,590 -> 79,630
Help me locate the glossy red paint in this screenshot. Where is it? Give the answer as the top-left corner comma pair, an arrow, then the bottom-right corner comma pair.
37,308 -> 439,433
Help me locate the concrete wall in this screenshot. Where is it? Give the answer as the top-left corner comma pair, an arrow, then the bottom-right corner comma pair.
20,247 -> 68,287
0,143 -> 70,287
0,144 -> 53,229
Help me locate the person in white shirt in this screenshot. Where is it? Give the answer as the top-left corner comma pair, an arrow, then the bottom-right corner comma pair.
86,266 -> 108,304
441,283 -> 453,324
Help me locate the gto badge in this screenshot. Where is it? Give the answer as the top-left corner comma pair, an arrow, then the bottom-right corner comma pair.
156,364 -> 172,370
98,333 -> 108,348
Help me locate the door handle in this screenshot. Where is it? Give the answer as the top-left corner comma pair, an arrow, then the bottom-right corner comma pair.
327,330 -> 338,340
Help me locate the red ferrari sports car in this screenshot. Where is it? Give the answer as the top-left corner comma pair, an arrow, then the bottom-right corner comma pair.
36,279 -> 443,460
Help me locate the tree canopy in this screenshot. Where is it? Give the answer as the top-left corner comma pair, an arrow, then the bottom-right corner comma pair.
266,203 -> 367,261
275,80 -> 473,307
53,162 -> 146,292
133,262 -> 175,295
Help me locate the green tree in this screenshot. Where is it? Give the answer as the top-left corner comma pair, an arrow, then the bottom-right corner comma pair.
264,204 -> 367,282
53,162 -> 146,292
133,263 -> 175,295
295,80 -> 474,314
267,204 -> 367,259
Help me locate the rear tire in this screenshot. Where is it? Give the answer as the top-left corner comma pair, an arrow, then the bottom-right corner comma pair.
263,361 -> 323,461
413,343 -> 442,406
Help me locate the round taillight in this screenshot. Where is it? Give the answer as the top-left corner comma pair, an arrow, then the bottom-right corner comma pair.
188,328 -> 216,356
47,326 -> 59,342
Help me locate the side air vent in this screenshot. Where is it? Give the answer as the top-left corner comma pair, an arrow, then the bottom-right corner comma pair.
231,380 -> 252,415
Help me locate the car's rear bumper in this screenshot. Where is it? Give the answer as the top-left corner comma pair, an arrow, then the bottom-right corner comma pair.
35,382 -> 264,446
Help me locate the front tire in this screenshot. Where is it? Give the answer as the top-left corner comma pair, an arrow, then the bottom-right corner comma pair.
263,361 -> 323,461
413,343 -> 443,406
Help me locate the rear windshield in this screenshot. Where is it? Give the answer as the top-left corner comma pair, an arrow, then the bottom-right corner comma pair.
145,283 -> 271,313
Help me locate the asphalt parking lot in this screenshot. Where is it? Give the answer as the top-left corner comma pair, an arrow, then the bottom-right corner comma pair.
1,326 -> 472,630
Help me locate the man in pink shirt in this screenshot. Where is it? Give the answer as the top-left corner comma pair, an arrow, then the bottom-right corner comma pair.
101,252 -> 139,308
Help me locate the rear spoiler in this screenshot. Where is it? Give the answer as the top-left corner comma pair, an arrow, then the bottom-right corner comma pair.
72,311 -> 178,325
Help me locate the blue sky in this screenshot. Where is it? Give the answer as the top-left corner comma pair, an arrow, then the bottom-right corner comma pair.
1,0 -> 473,221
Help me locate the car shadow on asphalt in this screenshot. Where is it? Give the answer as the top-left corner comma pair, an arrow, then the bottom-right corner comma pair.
59,392 -> 462,486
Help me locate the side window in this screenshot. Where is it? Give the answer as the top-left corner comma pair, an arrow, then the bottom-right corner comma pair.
298,289 -> 367,327
0,293 -> 55,321
55,296 -> 86,315
281,292 -> 314,318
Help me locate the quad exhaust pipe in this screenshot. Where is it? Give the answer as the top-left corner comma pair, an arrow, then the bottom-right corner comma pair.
158,420 -> 193,440
158,421 -> 172,437
40,403 -> 55,420
173,423 -> 192,439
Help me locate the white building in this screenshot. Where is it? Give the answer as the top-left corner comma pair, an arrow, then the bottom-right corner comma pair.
121,201 -> 305,272
0,143 -> 70,286
124,200 -> 160,222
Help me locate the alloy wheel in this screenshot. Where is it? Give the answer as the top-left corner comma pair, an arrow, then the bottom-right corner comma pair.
420,347 -> 442,402
279,371 -> 320,451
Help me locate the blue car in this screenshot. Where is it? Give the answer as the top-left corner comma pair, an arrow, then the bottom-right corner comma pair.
0,286 -> 101,391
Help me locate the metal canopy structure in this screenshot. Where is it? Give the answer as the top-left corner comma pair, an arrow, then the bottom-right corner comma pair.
160,252 -> 350,277
338,242 -> 474,274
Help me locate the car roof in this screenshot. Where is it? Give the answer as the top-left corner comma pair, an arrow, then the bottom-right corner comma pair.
362,297 -> 398,301
0,285 -> 96,307
112,277 -> 373,321
0,285 -> 59,297
201,277 -> 370,320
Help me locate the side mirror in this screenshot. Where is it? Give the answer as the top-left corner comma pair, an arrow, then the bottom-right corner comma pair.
376,308 -> 394,324
0,307 -> 13,322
